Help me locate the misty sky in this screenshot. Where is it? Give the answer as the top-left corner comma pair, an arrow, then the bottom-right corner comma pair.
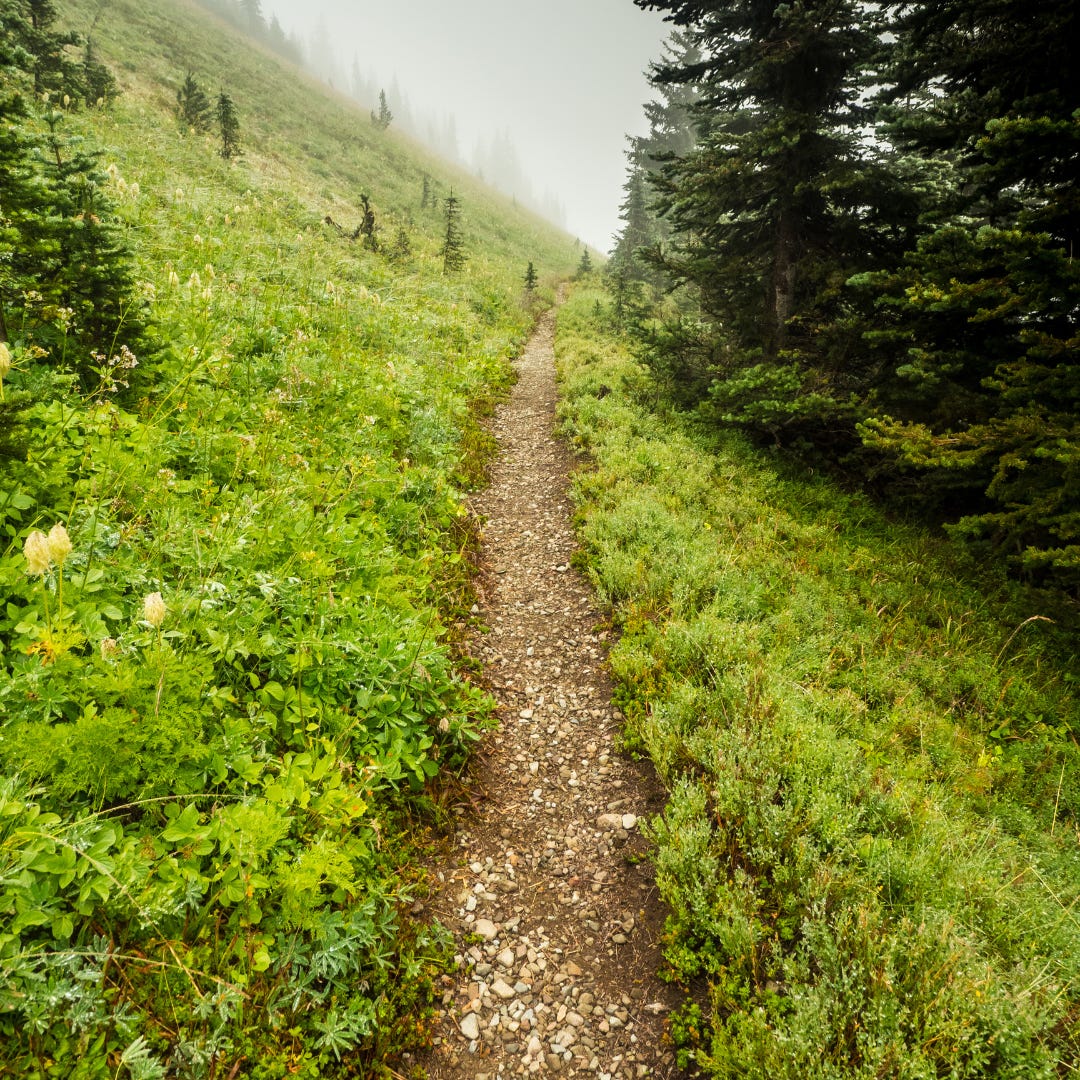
261,0 -> 671,250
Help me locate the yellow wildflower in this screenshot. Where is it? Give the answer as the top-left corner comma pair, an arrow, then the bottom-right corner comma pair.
143,592 -> 166,628
46,523 -> 72,566
0,341 -> 11,380
23,531 -> 52,576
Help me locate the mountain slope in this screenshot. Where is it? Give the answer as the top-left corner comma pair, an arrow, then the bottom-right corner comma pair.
0,2 -> 578,1076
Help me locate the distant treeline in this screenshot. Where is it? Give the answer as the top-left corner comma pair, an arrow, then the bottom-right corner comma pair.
193,0 -> 304,66
611,0 -> 1079,594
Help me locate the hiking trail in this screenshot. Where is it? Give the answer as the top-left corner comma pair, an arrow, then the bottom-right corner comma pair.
413,307 -> 682,1080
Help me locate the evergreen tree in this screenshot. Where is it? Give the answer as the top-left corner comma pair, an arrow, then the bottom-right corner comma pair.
371,88 -> 392,131
389,225 -> 411,263
633,0 -> 904,434
851,0 -> 1080,582
176,72 -> 212,132
575,248 -> 593,278
440,190 -> 466,273
80,38 -> 116,107
608,166 -> 661,287
216,89 -> 240,159
420,173 -> 431,210
3,0 -> 83,99
524,262 -> 538,292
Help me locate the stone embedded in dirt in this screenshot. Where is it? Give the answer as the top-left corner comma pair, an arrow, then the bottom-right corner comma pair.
459,1012 -> 481,1041
595,813 -> 623,831
474,918 -> 499,941
621,813 -> 639,830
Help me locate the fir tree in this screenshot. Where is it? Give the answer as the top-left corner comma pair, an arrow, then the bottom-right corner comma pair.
575,248 -> 593,278
216,89 -> 240,159
371,88 -> 392,131
176,72 -> 212,132
420,173 -> 431,210
524,262 -> 538,292
4,0 -> 83,99
389,225 -> 412,263
850,0 -> 1080,582
632,0 -> 905,432
440,190 -> 466,273
80,39 -> 116,107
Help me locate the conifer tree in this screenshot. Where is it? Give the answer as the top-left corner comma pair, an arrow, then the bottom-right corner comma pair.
4,0 -> 82,99
524,262 -> 538,292
80,38 -> 116,107
420,173 -> 431,210
371,88 -> 392,131
176,72 -> 212,132
440,190 -> 466,273
632,0 -> 905,436
575,248 -> 593,278
216,89 -> 240,158
850,0 -> 1080,581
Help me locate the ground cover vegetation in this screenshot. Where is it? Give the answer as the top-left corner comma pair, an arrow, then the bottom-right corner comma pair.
556,287 -> 1080,1078
0,0 -> 574,1075
614,0 -> 1080,595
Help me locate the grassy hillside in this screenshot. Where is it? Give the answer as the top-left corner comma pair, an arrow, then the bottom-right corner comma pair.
0,2 -> 576,1077
556,288 -> 1080,1078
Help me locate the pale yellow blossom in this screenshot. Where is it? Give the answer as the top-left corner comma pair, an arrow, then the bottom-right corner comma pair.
46,523 -> 72,566
23,531 -> 52,576
0,342 -> 11,380
143,592 -> 166,628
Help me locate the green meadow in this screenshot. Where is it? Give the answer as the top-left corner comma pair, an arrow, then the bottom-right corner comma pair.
0,0 -> 575,1075
556,288 -> 1080,1079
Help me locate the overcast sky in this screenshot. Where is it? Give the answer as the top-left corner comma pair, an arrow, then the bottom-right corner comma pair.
261,0 -> 671,250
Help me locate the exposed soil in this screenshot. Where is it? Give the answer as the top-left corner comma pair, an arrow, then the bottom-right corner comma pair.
411,308 -> 682,1080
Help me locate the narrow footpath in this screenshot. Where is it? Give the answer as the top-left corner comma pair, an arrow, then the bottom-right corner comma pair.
414,308 -> 681,1080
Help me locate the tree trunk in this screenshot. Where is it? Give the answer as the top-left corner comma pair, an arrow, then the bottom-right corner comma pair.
770,209 -> 797,353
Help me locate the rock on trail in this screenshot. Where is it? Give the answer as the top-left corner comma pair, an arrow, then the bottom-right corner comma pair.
412,308 -> 681,1079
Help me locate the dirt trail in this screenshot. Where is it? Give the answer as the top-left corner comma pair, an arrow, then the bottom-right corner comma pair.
413,309 -> 681,1080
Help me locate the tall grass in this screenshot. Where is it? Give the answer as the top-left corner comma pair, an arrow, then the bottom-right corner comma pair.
556,287 -> 1080,1078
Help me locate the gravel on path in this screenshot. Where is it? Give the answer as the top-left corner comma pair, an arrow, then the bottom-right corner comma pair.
412,308 -> 682,1080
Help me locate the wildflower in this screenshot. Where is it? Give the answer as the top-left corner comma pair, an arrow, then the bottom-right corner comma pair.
143,592 -> 166,628
192,233 -> 203,245
100,637 -> 120,659
106,162 -> 119,180
46,523 -> 73,566
168,270 -> 180,288
62,94 -> 70,108
204,263 -> 216,279
117,178 -> 128,195
23,531 -> 52,576
438,717 -> 450,733
187,271 -> 202,290
0,342 -> 11,380
224,214 -> 231,226
130,182 -> 140,198
201,286 -> 213,301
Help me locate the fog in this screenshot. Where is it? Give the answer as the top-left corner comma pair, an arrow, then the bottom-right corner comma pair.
260,0 -> 670,251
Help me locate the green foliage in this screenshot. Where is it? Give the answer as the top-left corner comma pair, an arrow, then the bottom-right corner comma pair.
557,287 -> 1080,1079
523,261 -> 537,292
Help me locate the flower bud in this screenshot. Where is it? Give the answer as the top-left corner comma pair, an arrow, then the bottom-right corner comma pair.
23,531 -> 52,576
0,342 -> 11,379
143,592 -> 166,628
46,523 -> 72,566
